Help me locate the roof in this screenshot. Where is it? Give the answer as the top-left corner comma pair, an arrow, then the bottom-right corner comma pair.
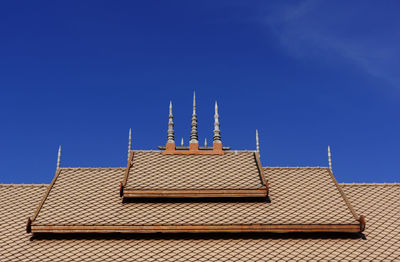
1,183 -> 398,261
29,167 -> 360,233
122,150 -> 268,198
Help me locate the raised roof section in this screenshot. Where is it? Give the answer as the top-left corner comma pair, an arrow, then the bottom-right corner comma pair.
121,150 -> 268,198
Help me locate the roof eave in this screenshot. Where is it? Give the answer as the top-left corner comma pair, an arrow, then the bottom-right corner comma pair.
30,223 -> 362,234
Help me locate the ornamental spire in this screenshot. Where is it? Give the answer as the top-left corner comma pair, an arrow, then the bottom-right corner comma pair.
128,128 -> 132,161
256,129 -> 260,154
213,101 -> 221,143
167,101 -> 175,143
328,145 -> 332,170
190,92 -> 198,143
56,145 -> 61,169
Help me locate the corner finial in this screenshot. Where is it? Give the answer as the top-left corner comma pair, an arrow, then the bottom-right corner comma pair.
190,92 -> 198,143
204,138 -> 207,148
181,137 -> 184,146
256,129 -> 260,154
57,145 -> 61,169
213,101 -> 221,143
128,128 -> 132,161
167,101 -> 175,143
328,145 -> 332,170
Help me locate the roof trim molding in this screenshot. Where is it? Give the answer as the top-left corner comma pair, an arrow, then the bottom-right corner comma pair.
122,150 -> 134,187
30,223 -> 362,234
327,169 -> 361,221
254,152 -> 268,187
123,189 -> 268,198
27,168 -> 62,233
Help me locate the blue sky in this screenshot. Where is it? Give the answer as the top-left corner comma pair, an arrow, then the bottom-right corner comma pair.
0,0 -> 399,183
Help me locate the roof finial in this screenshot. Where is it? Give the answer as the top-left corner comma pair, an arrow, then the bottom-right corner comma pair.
128,128 -> 132,161
204,138 -> 207,148
181,137 -> 184,146
256,129 -> 260,154
213,101 -> 221,143
190,92 -> 198,143
167,101 -> 175,143
57,145 -> 61,169
328,145 -> 332,170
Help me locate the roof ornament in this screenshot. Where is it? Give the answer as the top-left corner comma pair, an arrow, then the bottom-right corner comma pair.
328,145 -> 332,170
167,101 -> 175,143
213,101 -> 221,143
181,138 -> 184,147
128,128 -> 132,161
190,92 -> 198,144
256,129 -> 260,154
204,138 -> 207,148
56,145 -> 61,169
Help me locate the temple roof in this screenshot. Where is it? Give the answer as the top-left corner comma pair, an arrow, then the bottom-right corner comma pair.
29,166 -> 360,233
1,183 -> 399,261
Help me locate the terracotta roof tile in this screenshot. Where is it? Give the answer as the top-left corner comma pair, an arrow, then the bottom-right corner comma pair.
3,182 -> 398,260
125,150 -> 265,190
31,167 -> 357,227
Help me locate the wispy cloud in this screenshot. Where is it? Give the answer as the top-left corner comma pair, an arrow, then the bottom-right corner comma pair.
261,0 -> 400,87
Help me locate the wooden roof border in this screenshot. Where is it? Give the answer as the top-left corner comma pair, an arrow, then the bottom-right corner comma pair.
327,168 -> 365,232
27,168 -> 62,233
30,223 -> 362,234
327,169 -> 361,220
123,189 -> 268,198
254,152 -> 269,197
120,150 -> 134,197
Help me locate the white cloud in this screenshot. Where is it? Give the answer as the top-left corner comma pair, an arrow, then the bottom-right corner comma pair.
262,0 -> 400,87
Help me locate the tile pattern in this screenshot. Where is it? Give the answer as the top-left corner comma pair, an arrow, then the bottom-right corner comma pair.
125,151 -> 265,190
33,167 -> 357,226
1,183 -> 399,261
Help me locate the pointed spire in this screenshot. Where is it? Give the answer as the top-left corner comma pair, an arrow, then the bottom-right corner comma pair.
190,92 -> 198,143
256,129 -> 260,154
328,145 -> 332,170
213,101 -> 221,143
56,145 -> 61,169
181,137 -> 184,146
167,101 -> 175,143
204,138 -> 207,148
128,128 -> 132,161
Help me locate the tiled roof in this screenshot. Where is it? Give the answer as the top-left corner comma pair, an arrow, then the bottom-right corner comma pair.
1,183 -> 399,261
30,167 -> 358,230
124,150 -> 265,190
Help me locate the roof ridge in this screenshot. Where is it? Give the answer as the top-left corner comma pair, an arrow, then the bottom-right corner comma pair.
0,184 -> 48,187
263,166 -> 329,169
340,182 -> 400,186
59,167 -> 125,169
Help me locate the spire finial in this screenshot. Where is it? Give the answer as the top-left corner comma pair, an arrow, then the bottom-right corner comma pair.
190,92 -> 198,143
128,128 -> 132,161
57,145 -> 61,169
167,101 -> 175,143
181,137 -> 184,146
213,101 -> 221,143
328,145 -> 332,170
204,138 -> 207,148
256,129 -> 260,154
